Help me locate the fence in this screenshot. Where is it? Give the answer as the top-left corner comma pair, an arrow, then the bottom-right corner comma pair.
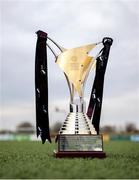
0,134 -> 139,142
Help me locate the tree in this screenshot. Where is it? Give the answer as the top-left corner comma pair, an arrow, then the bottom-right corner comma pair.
125,123 -> 137,133
16,122 -> 35,134
101,125 -> 116,133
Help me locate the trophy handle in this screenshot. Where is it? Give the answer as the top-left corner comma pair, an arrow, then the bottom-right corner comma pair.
46,37 -> 73,103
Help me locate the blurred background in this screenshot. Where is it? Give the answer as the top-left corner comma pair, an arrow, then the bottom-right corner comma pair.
0,0 -> 139,141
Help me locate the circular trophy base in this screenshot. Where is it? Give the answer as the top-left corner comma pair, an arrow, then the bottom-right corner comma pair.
54,151 -> 106,158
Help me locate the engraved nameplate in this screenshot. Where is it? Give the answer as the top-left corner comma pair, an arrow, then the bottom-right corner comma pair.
58,135 -> 103,152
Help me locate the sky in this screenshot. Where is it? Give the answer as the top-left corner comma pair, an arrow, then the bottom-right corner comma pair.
0,0 -> 139,131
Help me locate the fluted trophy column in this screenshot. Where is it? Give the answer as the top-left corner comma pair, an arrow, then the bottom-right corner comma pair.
59,97 -> 97,135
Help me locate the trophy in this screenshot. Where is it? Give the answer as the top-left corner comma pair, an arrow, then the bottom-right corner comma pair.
35,30 -> 113,158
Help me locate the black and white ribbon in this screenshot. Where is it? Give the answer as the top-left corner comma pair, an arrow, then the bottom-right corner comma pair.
87,37 -> 113,134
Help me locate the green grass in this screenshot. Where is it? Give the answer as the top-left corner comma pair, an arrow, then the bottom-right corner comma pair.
0,141 -> 139,179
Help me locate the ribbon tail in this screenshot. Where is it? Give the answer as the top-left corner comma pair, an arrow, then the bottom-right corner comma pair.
87,37 -> 113,134
35,30 -> 51,143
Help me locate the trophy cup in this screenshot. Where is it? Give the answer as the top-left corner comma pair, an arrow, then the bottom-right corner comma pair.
35,30 -> 113,158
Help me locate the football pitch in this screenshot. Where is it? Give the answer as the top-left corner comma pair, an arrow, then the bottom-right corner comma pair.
0,141 -> 139,179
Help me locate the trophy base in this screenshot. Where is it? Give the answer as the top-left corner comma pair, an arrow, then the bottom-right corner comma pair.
54,151 -> 106,158
55,134 -> 106,158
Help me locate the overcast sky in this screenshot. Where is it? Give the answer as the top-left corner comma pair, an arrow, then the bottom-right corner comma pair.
0,0 -> 139,131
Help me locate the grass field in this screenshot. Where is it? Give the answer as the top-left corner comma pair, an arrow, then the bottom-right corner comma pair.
0,141 -> 139,179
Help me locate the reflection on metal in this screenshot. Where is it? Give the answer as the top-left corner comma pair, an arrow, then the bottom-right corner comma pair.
59,103 -> 97,135
56,44 -> 96,96
59,112 -> 97,135
59,135 -> 103,152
